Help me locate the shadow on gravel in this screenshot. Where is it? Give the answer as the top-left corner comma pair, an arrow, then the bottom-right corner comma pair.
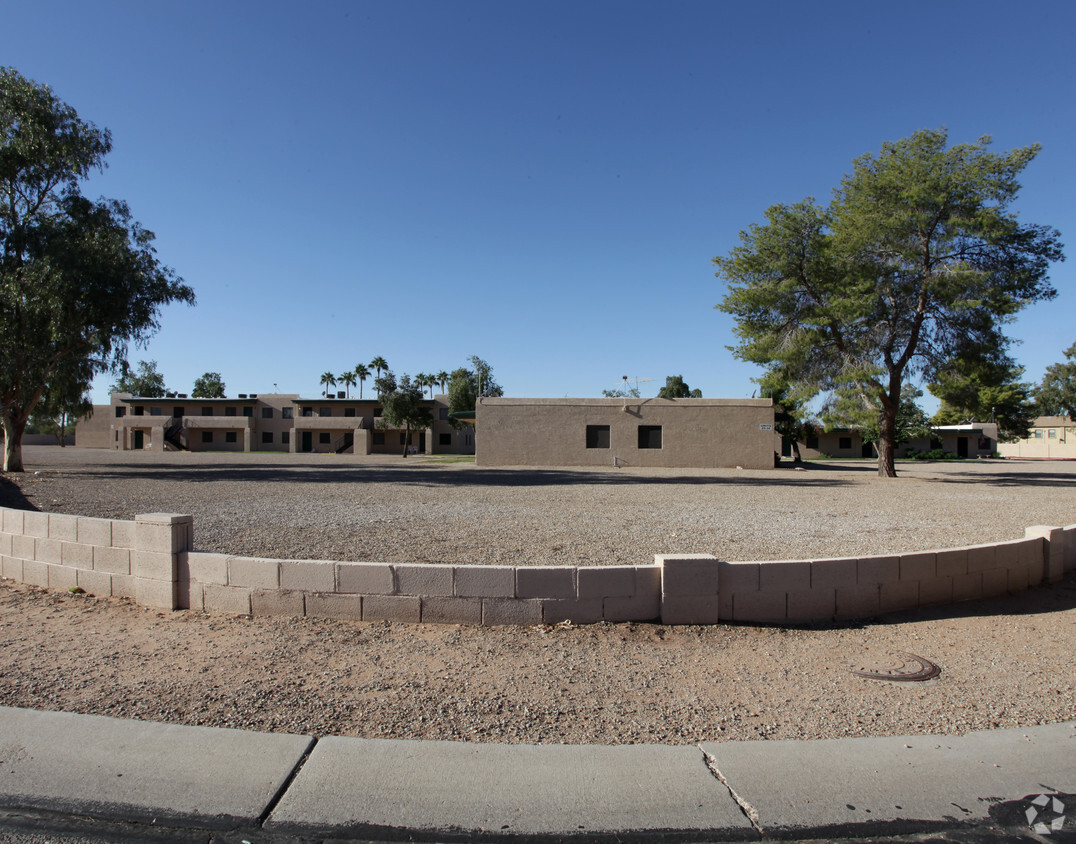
920,469 -> 1076,488
0,476 -> 39,511
33,463 -> 863,489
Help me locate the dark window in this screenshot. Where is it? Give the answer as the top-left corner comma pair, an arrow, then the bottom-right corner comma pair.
262,431 -> 273,444
373,432 -> 385,445
586,425 -> 611,449
319,432 -> 330,444
282,407 -> 293,419
261,407 -> 273,419
132,406 -> 144,416
838,437 -> 852,450
201,431 -> 213,443
150,406 -> 162,416
638,425 -> 662,449
439,408 -> 449,420
225,406 -> 237,417
439,433 -> 451,446
281,432 -> 290,445
202,407 -> 213,417
373,408 -> 382,417
806,435 -> 819,450
302,407 -> 313,417
225,431 -> 237,443
400,433 -> 407,445
173,407 -> 184,419
344,407 -> 356,417
320,407 -> 331,417
115,406 -> 126,418
243,406 -> 253,417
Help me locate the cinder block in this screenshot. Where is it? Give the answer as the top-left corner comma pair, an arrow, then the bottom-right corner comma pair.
251,588 -> 305,617
602,591 -> 660,623
11,534 -> 35,560
132,550 -> 174,581
786,588 -> 836,622
76,568 -> 112,598
577,566 -> 636,599
34,538 -> 62,564
952,571 -> 983,602
362,594 -> 421,623
1063,525 -> 1076,572
542,598 -> 604,625
186,552 -> 228,585
1,555 -> 23,580
1025,526 -> 1064,583
900,552 -> 936,581
453,565 -> 514,598
994,540 -> 1023,570
61,541 -> 93,569
633,565 -> 662,597
203,584 -> 252,614
110,520 -> 135,550
879,580 -> 919,613
516,566 -> 576,599
759,560 -> 810,593
481,598 -> 542,626
76,517 -> 112,547
171,521 -> 193,553
935,548 -> 968,577
22,559 -> 49,587
835,584 -> 880,620
280,560 -> 335,592
111,574 -> 137,600
395,563 -> 453,597
177,579 -> 204,611
981,568 -> 1008,597
718,561 -> 759,593
92,546 -> 130,575
47,514 -> 78,542
22,511 -> 49,538
919,576 -> 953,607
228,556 -> 279,589
337,562 -> 394,595
0,533 -> 10,556
661,595 -> 721,625
421,596 -> 482,625
732,590 -> 787,624
1007,566 -> 1029,594
134,521 -> 174,554
305,593 -> 363,620
1025,554 -> 1045,587
2,508 -> 24,534
659,555 -> 719,597
857,555 -> 899,585
47,564 -> 79,591
810,558 -> 857,591
966,544 -> 998,573
136,577 -> 177,610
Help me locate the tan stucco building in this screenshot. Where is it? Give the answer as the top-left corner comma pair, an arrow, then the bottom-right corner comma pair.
998,416 -> 1076,459
76,392 -> 473,456
474,397 -> 776,469
792,423 -> 1000,460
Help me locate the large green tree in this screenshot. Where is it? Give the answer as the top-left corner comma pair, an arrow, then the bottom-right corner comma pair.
1,68 -> 193,471
447,357 -> 504,425
656,375 -> 702,398
110,359 -> 167,397
379,374 -> 433,457
1034,343 -> 1076,419
929,351 -> 1035,442
715,129 -> 1063,477
191,371 -> 226,399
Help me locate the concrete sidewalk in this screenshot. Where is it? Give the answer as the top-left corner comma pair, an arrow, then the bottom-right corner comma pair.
0,705 -> 1073,842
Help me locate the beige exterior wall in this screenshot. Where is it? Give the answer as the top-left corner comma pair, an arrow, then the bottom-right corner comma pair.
475,397 -> 775,469
999,417 -> 1076,459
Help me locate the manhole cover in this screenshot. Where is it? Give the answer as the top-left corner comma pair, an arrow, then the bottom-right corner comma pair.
851,651 -> 941,682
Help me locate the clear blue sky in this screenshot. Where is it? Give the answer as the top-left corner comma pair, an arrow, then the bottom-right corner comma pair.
4,0 -> 1073,406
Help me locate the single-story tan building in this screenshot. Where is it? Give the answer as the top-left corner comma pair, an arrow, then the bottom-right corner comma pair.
999,416 -> 1075,459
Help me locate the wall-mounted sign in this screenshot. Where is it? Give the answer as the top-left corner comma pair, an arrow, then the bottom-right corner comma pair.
759,423 -> 774,431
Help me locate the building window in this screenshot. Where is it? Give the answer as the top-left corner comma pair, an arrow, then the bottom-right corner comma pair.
281,432 -> 290,445
282,407 -> 293,419
839,437 -> 852,450
302,407 -> 313,417
806,435 -> 819,450
225,431 -> 237,444
225,406 -> 237,417
261,407 -> 273,419
202,431 -> 213,443
1033,430 -> 1043,439
344,407 -> 356,418
262,431 -> 273,444
202,407 -> 213,417
173,407 -> 184,419
439,433 -> 452,446
373,408 -> 382,417
373,432 -> 385,445
150,406 -> 162,416
638,425 -> 662,449
243,406 -> 253,417
320,407 -> 331,417
439,408 -> 449,420
1048,429 -> 1057,438
319,432 -> 330,444
586,425 -> 611,449
132,406 -> 144,416
115,406 -> 126,418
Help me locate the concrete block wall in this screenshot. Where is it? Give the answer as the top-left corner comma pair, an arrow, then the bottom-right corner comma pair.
2,504 -> 1073,626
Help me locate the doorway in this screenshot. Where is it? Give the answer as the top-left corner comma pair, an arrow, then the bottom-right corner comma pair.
301,431 -> 312,452
132,430 -> 144,450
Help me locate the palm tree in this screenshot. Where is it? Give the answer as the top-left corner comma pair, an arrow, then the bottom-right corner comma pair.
320,371 -> 337,398
436,371 -> 449,395
354,364 -> 370,399
424,373 -> 437,398
414,372 -> 428,400
339,370 -> 357,399
370,356 -> 389,381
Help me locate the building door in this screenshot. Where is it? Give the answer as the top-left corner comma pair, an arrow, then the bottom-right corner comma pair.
133,430 -> 144,450
957,436 -> 968,458
419,432 -> 426,452
861,442 -> 874,458
301,431 -> 312,452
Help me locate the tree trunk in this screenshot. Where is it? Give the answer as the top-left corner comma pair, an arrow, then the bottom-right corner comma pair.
877,388 -> 899,478
401,425 -> 410,458
2,414 -> 26,473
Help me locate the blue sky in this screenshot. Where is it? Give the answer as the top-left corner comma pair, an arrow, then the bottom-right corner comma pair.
4,1 -> 1074,406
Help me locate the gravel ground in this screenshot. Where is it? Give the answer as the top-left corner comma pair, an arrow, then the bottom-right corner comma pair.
0,446 -> 1073,745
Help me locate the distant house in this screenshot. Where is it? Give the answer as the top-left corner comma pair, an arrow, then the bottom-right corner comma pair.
998,416 -> 1076,459
791,422 -> 999,460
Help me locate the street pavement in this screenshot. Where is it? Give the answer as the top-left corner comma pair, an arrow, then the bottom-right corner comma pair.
0,706 -> 1073,842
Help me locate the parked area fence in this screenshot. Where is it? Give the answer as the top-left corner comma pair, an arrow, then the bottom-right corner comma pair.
1,505 -> 1074,626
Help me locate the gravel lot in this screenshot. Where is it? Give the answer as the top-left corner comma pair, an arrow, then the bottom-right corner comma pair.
0,446 -> 1073,745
